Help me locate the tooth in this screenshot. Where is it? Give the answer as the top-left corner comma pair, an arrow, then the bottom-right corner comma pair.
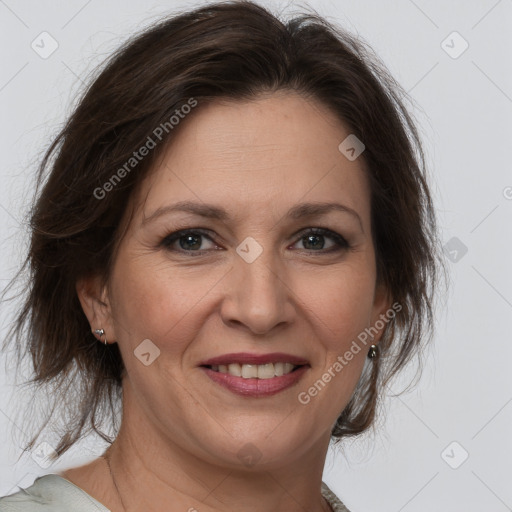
241,364 -> 258,378
283,363 -> 294,374
208,362 -> 299,378
257,363 -> 275,379
274,362 -> 285,377
228,363 -> 242,377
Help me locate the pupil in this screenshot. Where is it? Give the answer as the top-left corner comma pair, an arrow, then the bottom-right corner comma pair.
180,234 -> 201,250
304,234 -> 323,250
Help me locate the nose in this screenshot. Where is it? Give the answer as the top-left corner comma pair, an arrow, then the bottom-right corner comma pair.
220,244 -> 294,336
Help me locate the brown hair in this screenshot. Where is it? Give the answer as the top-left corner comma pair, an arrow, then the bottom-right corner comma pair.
2,0 -> 446,458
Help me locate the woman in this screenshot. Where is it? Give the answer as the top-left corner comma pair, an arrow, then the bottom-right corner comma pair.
0,1 -> 444,510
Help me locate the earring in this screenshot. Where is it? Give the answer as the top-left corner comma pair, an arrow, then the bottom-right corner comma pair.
94,328 -> 108,345
367,344 -> 378,359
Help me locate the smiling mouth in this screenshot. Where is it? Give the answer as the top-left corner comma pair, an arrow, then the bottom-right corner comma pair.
203,362 -> 305,379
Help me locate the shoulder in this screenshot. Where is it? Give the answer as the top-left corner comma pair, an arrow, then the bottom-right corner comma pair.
0,474 -> 110,512
2,475 -> 348,512
321,481 -> 352,512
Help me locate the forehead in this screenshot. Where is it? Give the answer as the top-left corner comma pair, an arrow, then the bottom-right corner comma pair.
136,92 -> 371,226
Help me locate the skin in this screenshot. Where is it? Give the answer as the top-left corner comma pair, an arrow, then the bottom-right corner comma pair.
61,91 -> 391,512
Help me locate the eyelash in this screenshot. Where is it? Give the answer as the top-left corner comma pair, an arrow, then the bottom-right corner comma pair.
159,227 -> 350,255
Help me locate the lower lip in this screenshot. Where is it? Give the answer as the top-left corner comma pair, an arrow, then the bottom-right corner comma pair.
200,366 -> 309,397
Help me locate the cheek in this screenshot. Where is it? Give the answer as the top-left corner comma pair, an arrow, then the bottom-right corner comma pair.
108,254 -> 218,351
107,257 -> 210,407
298,265 -> 376,347
293,270 -> 375,420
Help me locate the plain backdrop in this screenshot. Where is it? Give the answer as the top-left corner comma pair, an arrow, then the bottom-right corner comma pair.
1,1 -> 511,511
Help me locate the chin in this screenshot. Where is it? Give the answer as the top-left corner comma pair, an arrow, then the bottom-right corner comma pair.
198,421 -> 320,470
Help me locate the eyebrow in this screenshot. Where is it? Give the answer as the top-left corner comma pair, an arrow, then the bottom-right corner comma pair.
142,200 -> 364,231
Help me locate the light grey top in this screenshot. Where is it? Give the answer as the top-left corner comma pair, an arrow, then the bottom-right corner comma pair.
0,474 -> 351,511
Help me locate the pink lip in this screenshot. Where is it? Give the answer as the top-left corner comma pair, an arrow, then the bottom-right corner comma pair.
199,352 -> 309,366
200,365 -> 309,397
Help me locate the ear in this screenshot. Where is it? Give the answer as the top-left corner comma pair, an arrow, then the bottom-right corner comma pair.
76,274 -> 117,344
369,281 -> 393,345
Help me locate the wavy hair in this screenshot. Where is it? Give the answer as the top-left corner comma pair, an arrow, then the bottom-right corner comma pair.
1,0 -> 446,458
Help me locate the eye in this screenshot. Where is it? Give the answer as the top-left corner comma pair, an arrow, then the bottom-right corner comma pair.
160,229 -> 219,254
291,228 -> 350,253
160,227 -> 350,255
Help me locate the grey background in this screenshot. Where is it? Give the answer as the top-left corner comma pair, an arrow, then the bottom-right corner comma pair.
1,1 -> 511,511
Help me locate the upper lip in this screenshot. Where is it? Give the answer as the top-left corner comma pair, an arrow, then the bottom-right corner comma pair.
199,352 -> 310,366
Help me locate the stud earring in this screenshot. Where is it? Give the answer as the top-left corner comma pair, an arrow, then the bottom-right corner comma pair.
367,344 -> 378,359
94,328 -> 108,345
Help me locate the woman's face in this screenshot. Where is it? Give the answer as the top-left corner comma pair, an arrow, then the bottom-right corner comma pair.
85,91 -> 390,469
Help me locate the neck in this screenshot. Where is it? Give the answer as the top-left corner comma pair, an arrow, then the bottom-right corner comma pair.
103,382 -> 334,512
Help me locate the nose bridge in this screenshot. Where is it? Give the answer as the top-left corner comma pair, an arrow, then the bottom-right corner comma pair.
239,243 -> 278,285
236,234 -> 284,296
223,234 -> 291,334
